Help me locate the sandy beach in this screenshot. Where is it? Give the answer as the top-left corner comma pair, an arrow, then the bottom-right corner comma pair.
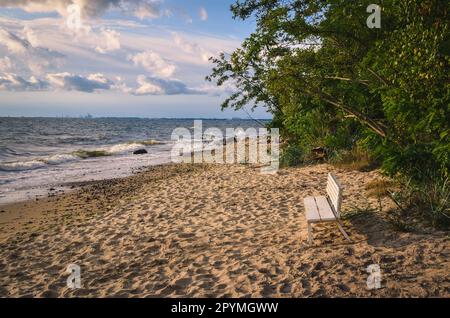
0,163 -> 448,298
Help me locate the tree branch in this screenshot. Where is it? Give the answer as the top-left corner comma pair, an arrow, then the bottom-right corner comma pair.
324,76 -> 370,86
305,89 -> 388,138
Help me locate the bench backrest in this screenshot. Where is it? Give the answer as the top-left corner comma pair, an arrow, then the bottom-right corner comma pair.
326,173 -> 343,218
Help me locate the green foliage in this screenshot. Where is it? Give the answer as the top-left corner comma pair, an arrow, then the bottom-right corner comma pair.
280,144 -> 304,167
329,147 -> 375,172
208,0 -> 449,227
388,175 -> 450,230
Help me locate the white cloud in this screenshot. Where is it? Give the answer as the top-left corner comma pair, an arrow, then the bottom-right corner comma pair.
172,32 -> 213,63
0,0 -> 163,20
134,75 -> 164,95
0,70 -> 221,96
199,7 -> 208,21
95,28 -> 121,54
22,25 -> 39,47
133,75 -> 202,95
133,1 -> 161,20
0,56 -> 14,72
0,0 -> 103,18
28,47 -> 65,75
0,71 -> 115,93
195,82 -> 237,97
128,50 -> 176,78
0,8 -> 244,98
0,72 -> 48,91
112,76 -> 133,94
46,72 -> 113,92
0,28 -> 29,54
0,28 -> 65,75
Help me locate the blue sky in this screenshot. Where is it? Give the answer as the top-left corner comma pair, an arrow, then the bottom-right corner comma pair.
0,0 -> 270,118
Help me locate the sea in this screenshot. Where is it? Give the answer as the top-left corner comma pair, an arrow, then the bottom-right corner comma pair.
0,117 -> 267,205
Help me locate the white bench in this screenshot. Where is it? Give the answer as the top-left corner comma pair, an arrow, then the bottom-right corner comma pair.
304,173 -> 351,244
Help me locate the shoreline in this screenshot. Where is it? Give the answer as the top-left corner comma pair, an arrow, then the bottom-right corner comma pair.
0,151 -> 173,206
0,163 -> 202,242
0,162 -> 448,297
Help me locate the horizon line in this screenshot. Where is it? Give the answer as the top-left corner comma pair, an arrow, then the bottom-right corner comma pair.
0,116 -> 272,120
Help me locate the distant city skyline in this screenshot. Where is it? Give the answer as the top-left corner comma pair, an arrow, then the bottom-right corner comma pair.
0,0 -> 271,118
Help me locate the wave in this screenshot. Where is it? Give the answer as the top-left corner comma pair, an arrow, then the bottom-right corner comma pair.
73,140 -> 165,159
137,139 -> 165,146
73,150 -> 111,159
106,143 -> 146,155
44,154 -> 79,165
0,140 -> 167,172
0,153 -> 80,172
0,160 -> 47,172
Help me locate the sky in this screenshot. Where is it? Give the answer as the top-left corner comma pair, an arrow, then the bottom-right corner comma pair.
0,0 -> 270,118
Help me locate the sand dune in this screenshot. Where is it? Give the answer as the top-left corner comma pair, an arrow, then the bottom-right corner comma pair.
0,163 -> 448,297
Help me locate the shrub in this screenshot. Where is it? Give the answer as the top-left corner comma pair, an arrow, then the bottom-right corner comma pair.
330,147 -> 377,172
280,144 -> 304,167
387,174 -> 449,230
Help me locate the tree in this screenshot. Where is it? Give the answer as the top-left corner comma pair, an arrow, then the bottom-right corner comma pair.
207,0 -> 449,180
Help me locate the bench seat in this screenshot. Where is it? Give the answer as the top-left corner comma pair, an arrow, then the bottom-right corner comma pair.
304,196 -> 337,223
303,173 -> 351,244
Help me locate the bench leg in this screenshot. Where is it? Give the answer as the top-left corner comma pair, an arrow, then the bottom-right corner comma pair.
336,221 -> 351,242
307,222 -> 313,245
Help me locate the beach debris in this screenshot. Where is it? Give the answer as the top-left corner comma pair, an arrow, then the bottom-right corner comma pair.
311,147 -> 328,160
133,149 -> 148,155
366,264 -> 382,290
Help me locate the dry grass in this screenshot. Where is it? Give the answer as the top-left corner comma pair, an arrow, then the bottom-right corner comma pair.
334,159 -> 371,171
365,179 -> 397,198
331,148 -> 375,172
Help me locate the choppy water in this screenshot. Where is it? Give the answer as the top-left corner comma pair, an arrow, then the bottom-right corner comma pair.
0,117 -> 266,204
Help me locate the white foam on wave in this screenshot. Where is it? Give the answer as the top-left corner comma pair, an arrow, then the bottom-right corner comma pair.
44,154 -> 79,165
104,143 -> 146,155
0,139 -> 170,173
0,149 -> 173,205
0,153 -> 81,172
0,160 -> 47,171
